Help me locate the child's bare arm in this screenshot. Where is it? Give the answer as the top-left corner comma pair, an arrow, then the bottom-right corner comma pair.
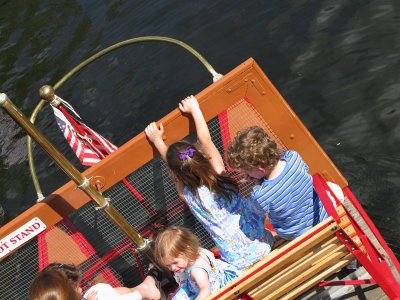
179,95 -> 225,174
145,122 -> 184,198
190,268 -> 211,300
114,276 -> 161,299
145,122 -> 168,161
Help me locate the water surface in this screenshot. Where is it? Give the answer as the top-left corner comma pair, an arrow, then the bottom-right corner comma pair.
0,0 -> 399,257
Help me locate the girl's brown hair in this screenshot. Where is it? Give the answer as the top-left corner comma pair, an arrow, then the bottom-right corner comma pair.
28,269 -> 81,300
153,226 -> 200,267
227,126 -> 282,171
166,141 -> 238,201
43,263 -> 82,285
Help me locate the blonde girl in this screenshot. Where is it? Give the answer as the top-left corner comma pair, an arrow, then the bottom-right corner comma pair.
145,95 -> 274,271
154,226 -> 238,300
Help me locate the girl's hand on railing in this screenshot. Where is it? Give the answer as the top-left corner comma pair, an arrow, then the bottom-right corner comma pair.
145,122 -> 164,145
178,95 -> 200,115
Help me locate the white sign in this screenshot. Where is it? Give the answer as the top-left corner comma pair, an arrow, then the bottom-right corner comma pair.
0,217 -> 46,259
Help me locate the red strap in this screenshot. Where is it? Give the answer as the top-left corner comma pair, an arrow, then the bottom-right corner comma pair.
312,174 -> 340,222
130,248 -> 145,280
318,279 -> 376,287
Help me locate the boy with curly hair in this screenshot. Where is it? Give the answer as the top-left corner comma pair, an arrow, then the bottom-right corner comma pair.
227,126 -> 328,240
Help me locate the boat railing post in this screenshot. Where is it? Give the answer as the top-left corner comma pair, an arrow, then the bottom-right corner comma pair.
0,92 -> 150,252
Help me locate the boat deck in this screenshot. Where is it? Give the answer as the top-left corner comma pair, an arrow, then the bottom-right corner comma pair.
1,58 -> 399,299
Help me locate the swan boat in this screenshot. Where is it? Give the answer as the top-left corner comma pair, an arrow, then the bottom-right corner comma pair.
1,37 -> 399,299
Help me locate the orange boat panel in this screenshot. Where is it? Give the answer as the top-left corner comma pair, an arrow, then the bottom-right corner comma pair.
0,58 -> 346,252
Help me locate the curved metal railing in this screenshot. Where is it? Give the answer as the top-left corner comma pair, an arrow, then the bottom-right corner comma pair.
27,36 -> 222,200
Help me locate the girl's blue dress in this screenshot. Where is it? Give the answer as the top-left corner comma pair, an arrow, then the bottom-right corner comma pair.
183,186 -> 274,271
172,248 -> 238,300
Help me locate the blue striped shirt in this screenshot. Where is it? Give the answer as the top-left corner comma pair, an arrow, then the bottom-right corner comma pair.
251,150 -> 328,240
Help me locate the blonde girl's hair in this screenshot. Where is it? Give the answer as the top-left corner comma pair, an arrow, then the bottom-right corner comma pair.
28,269 -> 81,300
227,126 -> 282,171
166,141 -> 238,201
153,226 -> 200,267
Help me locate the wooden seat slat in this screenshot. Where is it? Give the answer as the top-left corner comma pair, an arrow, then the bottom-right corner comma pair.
249,236 -> 344,298
251,245 -> 350,299
280,253 -> 354,300
208,217 -> 342,300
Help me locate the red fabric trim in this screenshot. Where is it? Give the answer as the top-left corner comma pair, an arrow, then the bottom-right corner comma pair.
360,233 -> 396,280
218,110 -> 233,172
130,248 -> 145,280
318,279 -> 376,287
343,187 -> 400,274
63,218 -> 95,258
82,244 -> 130,285
38,227 -> 51,270
122,178 -> 157,217
243,97 -> 252,105
334,222 -> 400,298
313,174 -> 400,297
62,219 -> 121,287
312,174 -> 340,222
350,248 -> 400,298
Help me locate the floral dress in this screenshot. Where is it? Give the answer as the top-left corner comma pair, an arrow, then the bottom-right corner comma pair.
172,248 -> 238,300
183,186 -> 274,271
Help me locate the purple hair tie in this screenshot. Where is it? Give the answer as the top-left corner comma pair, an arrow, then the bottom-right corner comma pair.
178,147 -> 196,160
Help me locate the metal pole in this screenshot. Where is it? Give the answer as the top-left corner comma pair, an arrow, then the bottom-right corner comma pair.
0,93 -> 150,252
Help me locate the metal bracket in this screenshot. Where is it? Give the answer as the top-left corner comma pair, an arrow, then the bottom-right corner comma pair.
95,197 -> 110,211
136,238 -> 151,252
75,177 -> 91,190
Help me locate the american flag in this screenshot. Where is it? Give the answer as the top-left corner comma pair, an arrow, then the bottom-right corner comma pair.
52,106 -> 117,166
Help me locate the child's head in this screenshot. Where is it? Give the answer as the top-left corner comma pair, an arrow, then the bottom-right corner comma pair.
166,141 -> 213,189
166,141 -> 238,199
153,226 -> 200,273
42,263 -> 82,295
227,126 -> 282,179
28,269 -> 81,300
43,263 -> 82,286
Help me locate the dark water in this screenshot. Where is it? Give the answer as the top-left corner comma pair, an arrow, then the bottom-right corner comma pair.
0,0 -> 399,259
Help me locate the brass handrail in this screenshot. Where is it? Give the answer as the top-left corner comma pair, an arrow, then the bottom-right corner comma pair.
27,36 -> 222,200
1,93 -> 149,252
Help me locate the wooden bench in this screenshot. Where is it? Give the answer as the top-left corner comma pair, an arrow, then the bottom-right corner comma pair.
208,216 -> 354,300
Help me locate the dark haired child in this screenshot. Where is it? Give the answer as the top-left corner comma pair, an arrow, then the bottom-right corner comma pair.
31,263 -> 162,300
29,268 -> 81,300
145,96 -> 274,271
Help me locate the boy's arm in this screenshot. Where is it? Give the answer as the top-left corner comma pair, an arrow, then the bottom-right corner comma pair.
145,122 -> 184,198
190,268 -> 211,300
179,96 -> 225,174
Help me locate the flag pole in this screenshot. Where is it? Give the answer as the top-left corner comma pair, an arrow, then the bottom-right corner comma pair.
0,92 -> 151,253
40,85 -> 160,218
